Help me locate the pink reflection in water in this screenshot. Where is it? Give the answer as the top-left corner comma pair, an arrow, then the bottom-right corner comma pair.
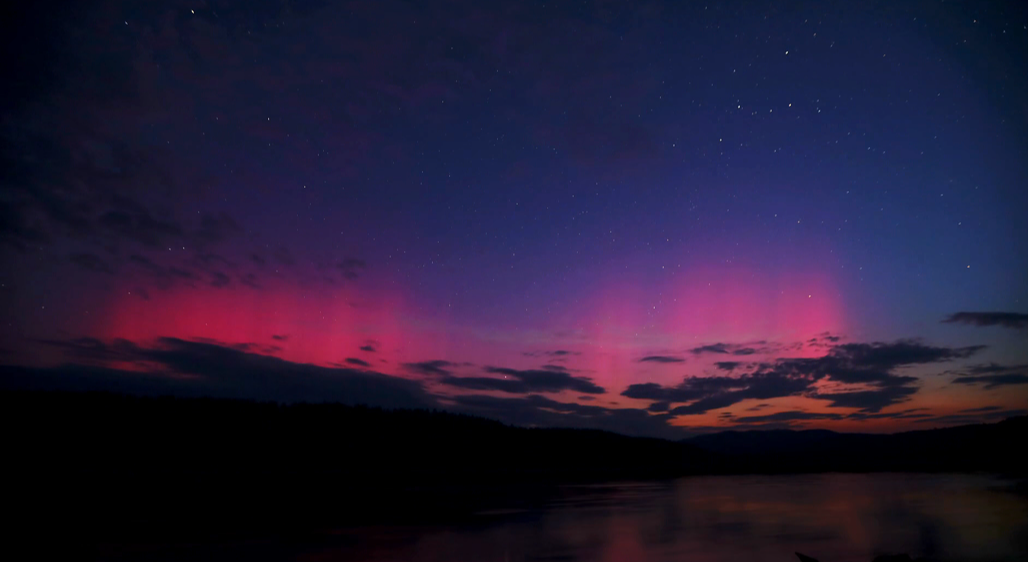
305,474 -> 1028,562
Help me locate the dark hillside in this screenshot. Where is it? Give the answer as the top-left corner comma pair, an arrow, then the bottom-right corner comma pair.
684,417 -> 1028,474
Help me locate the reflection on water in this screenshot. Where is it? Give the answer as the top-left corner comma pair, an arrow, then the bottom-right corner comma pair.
314,474 -> 1028,562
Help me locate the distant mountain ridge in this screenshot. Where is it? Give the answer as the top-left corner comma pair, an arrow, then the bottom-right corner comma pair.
685,428 -> 842,456
683,417 -> 1028,473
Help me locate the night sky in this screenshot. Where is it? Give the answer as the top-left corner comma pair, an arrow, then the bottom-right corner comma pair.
2,0 -> 1026,437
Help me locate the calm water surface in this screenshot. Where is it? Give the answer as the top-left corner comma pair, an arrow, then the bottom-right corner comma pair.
112,473 -> 1028,561
311,473 -> 1027,562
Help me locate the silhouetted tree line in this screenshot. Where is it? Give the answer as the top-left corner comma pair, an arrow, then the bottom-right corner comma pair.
3,390 -> 714,480
2,390 -> 716,548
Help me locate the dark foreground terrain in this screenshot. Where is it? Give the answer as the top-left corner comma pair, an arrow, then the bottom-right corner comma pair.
4,390 -> 1026,555
4,390 -> 710,551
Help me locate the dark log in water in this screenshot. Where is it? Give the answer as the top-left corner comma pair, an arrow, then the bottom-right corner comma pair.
797,553 -> 927,562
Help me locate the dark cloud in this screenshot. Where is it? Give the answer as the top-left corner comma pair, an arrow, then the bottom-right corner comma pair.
97,209 -> 183,249
689,343 -> 758,356
345,357 -> 371,368
952,373 -> 1028,389
0,201 -> 50,249
68,245 -> 253,290
128,254 -> 199,285
192,253 -> 235,270
813,386 -> 919,411
913,409 -> 1028,426
625,339 -> 986,415
0,2 -> 303,293
69,252 -> 113,274
10,338 -> 668,438
272,247 -> 295,266
663,372 -> 815,416
195,212 -> 241,245
622,382 -> 707,403
337,258 -> 367,280
825,340 -> 985,371
690,343 -> 732,355
36,337 -> 141,363
639,355 -> 685,363
403,358 -> 603,395
964,362 -> 1028,375
947,362 -> 1028,389
772,340 -> 982,412
732,411 -> 845,424
449,394 -> 679,439
958,405 -> 1002,413
359,344 -> 377,352
484,367 -> 604,394
806,333 -> 842,346
403,360 -> 455,377
240,273 -> 260,289
434,367 -> 605,395
844,410 -> 933,421
18,337 -> 436,409
0,139 -> 255,286
271,334 -> 289,342
714,361 -> 742,371
99,202 -> 232,260
942,312 -> 1028,329
209,271 -> 231,288
185,338 -> 283,357
647,401 -> 670,413
667,393 -> 742,416
523,350 -> 580,358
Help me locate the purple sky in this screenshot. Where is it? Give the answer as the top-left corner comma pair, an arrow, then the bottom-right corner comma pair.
1,0 -> 1026,437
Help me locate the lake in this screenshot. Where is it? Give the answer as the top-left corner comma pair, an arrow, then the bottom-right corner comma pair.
104,473 -> 1028,561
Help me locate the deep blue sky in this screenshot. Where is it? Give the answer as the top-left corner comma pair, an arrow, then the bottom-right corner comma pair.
1,0 -> 1026,436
